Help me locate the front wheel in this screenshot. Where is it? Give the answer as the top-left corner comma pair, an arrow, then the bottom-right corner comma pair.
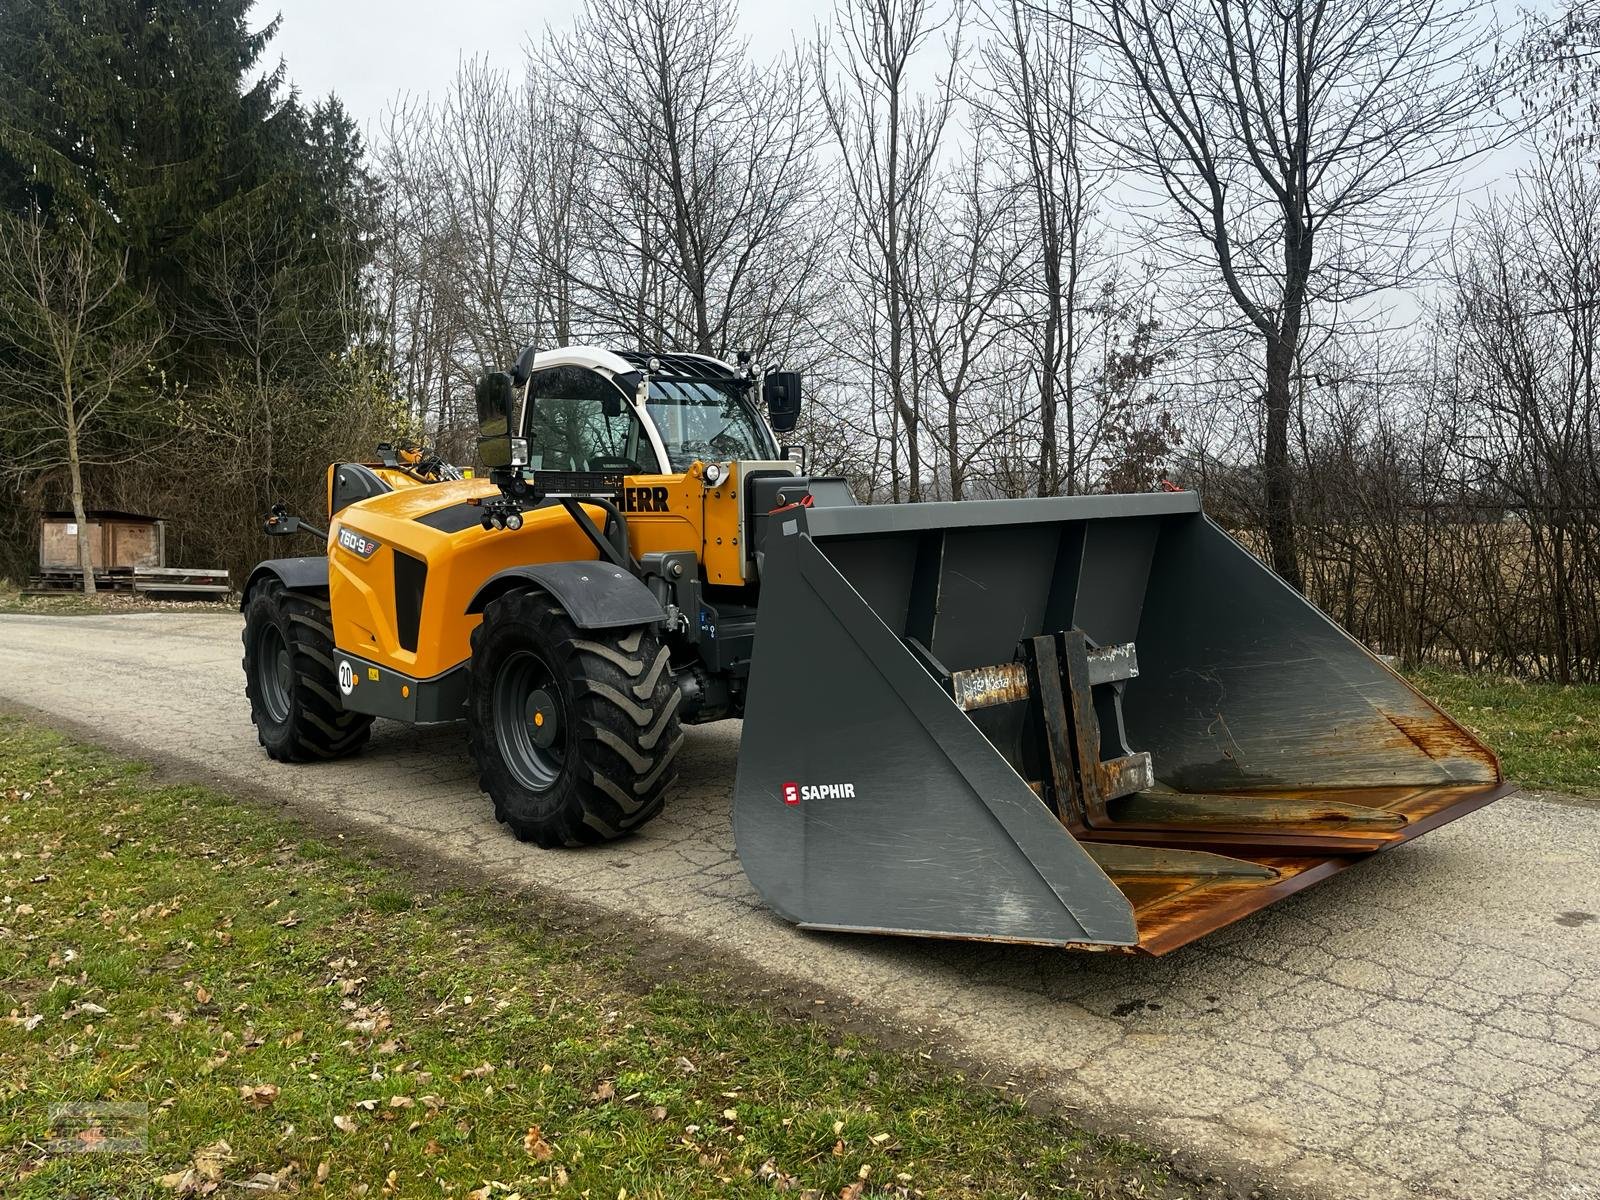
468,589 -> 683,846
242,578 -> 373,761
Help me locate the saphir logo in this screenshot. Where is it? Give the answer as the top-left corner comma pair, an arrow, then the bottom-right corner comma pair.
781,781 -> 856,805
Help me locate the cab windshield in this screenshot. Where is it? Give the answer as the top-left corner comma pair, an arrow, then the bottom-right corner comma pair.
646,379 -> 775,472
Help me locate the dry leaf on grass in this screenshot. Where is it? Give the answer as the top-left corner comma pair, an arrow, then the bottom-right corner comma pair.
332,1115 -> 356,1133
239,1084 -> 279,1109
159,1139 -> 235,1194
238,1169 -> 291,1192
524,1125 -> 554,1161
758,1160 -> 800,1191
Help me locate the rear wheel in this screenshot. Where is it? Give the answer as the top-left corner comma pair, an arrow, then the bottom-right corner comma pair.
242,578 -> 373,761
468,589 -> 682,846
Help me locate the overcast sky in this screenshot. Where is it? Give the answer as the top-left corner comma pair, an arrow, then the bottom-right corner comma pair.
264,0 -> 835,136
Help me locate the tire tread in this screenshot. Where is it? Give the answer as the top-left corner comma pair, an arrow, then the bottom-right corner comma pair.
242,579 -> 373,763
467,590 -> 680,847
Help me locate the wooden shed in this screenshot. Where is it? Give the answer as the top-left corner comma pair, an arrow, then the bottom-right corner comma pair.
29,511 -> 227,598
39,510 -> 166,572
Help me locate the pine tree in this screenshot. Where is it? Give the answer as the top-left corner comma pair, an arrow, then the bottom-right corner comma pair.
0,0 -> 379,383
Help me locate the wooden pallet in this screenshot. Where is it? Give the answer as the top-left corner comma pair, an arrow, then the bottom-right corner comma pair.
129,566 -> 231,596
22,569 -> 122,595
24,565 -> 230,599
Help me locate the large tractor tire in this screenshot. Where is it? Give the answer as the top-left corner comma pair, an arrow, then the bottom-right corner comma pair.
468,588 -> 683,846
242,578 -> 374,762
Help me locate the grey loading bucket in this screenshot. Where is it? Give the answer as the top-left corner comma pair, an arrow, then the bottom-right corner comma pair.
732,491 -> 1510,955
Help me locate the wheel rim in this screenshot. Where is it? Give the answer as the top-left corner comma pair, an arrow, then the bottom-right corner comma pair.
494,649 -> 566,791
256,624 -> 293,724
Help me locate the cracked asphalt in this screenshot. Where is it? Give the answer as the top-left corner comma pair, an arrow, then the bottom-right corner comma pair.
2,611 -> 1597,1200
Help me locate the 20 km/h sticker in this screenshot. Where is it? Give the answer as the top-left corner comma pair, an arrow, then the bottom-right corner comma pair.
337,660 -> 354,695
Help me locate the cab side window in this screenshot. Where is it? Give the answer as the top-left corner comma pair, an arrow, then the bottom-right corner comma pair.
525,367 -> 660,473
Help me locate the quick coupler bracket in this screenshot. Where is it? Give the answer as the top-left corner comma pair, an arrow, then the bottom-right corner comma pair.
949,632 -> 1154,832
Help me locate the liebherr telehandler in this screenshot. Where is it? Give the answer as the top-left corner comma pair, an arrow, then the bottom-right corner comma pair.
242,346 -> 1510,954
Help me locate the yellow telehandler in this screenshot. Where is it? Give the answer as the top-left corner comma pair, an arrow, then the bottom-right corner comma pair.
241,346 -> 1508,954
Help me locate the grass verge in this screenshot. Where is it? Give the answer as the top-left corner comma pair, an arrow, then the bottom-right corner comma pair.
1408,667 -> 1600,795
0,717 -> 1194,1200
0,587 -> 236,617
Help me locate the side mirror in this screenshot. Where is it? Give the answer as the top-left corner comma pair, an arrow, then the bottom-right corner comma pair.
475,371 -> 524,468
263,503 -> 301,536
511,345 -> 538,387
601,389 -> 623,419
763,370 -> 802,434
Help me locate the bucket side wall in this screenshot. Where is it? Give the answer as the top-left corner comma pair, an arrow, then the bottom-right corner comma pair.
1124,516 -> 1500,791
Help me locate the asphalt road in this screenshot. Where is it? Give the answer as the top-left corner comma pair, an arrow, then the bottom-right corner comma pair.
2,611 -> 1596,1200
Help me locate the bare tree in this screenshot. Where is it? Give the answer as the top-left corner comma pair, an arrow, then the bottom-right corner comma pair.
1509,1 -> 1600,157
1441,153 -> 1600,681
524,67 -> 594,347
0,214 -> 165,593
375,95 -> 466,445
376,61 -> 566,453
431,58 -> 543,372
978,0 -> 1103,495
817,0 -> 964,501
907,134 -> 1026,499
1091,0 -> 1503,588
552,0 -> 827,359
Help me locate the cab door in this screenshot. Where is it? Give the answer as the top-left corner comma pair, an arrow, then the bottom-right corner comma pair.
525,366 -> 663,474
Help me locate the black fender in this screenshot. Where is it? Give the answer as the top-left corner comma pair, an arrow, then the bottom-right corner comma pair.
241,556 -> 329,609
467,561 -> 665,630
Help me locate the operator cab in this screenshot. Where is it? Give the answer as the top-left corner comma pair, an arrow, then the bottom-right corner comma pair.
517,348 -> 785,476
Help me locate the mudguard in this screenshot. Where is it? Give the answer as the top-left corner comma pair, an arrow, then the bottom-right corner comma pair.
467,561 -> 666,630
241,556 -> 329,606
